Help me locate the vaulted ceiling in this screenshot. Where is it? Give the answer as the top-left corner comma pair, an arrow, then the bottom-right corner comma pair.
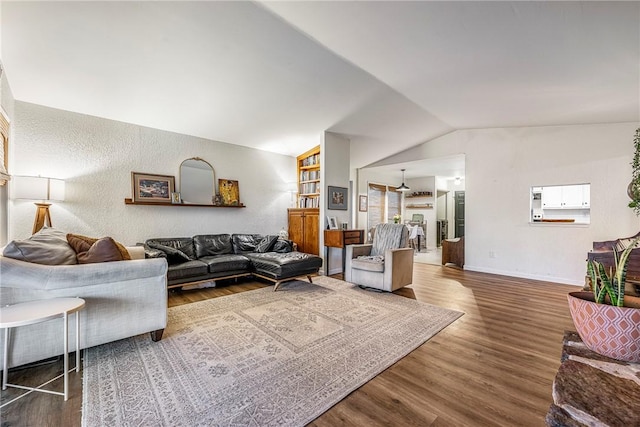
2,1 -> 638,170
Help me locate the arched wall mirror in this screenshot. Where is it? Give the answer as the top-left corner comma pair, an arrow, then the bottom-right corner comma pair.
180,157 -> 215,204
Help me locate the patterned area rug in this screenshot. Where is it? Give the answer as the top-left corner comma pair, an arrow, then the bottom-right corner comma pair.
82,276 -> 463,426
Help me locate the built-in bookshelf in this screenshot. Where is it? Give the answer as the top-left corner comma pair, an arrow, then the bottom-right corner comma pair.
296,145 -> 320,208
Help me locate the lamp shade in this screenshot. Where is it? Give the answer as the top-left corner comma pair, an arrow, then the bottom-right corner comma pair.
48,178 -> 66,201
11,176 -> 65,201
397,169 -> 410,192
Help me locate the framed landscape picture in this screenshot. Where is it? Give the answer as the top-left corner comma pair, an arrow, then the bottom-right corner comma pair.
328,186 -> 348,210
132,172 -> 175,203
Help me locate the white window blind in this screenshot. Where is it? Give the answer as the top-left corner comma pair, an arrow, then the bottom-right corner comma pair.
368,183 -> 402,230
387,186 -> 401,220
367,183 -> 386,231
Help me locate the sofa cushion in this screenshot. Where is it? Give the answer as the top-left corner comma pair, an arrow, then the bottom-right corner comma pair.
144,245 -> 167,259
255,235 -> 278,253
146,241 -> 191,264
232,234 -> 263,253
3,227 -> 77,265
146,238 -> 196,260
246,252 -> 323,279
199,254 -> 252,274
193,234 -> 233,258
272,239 -> 294,253
167,260 -> 209,282
66,233 -> 131,261
351,256 -> 385,273
67,235 -> 125,264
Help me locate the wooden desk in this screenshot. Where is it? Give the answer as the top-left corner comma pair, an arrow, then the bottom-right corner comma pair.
324,229 -> 365,275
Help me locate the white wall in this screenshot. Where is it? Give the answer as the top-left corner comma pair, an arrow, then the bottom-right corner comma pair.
322,131 -> 351,274
362,123 -> 640,285
8,102 -> 296,244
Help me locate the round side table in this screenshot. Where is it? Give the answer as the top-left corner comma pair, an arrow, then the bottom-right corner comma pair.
0,297 -> 85,406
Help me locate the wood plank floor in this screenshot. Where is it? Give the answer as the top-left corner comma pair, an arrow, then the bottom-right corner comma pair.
0,263 -> 578,426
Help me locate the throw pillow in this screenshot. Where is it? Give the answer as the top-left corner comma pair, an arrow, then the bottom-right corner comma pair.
68,235 -> 124,264
66,233 -> 131,260
146,241 -> 191,264
272,239 -> 293,253
2,227 -> 77,265
255,235 -> 279,253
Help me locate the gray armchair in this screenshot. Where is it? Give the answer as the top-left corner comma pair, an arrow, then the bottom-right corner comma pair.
345,223 -> 414,292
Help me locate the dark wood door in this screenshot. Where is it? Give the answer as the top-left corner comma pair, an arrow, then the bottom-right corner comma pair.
455,191 -> 465,238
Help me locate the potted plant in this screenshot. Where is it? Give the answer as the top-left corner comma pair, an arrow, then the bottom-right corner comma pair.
568,236 -> 640,362
627,127 -> 640,213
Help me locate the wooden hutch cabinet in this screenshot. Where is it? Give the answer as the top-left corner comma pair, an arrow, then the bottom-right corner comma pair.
288,146 -> 321,255
288,208 -> 319,255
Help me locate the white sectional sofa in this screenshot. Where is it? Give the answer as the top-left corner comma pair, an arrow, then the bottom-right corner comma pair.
0,252 -> 168,368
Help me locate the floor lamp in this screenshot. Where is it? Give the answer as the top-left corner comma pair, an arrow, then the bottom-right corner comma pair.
11,176 -> 65,234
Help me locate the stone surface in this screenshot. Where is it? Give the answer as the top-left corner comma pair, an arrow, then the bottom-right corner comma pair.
546,331 -> 640,427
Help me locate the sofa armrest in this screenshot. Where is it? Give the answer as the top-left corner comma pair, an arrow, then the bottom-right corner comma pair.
345,244 -> 373,282
385,247 -> 414,291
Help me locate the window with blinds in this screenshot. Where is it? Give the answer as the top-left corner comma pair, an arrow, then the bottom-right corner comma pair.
0,109 -> 9,185
367,183 -> 402,231
387,186 -> 401,220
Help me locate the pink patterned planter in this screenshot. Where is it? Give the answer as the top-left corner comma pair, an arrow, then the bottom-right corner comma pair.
568,291 -> 640,363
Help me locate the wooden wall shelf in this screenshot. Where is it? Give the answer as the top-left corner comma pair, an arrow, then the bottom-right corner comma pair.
405,191 -> 433,198
406,204 -> 433,209
124,198 -> 245,208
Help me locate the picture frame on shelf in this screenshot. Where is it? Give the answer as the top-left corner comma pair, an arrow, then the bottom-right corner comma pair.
328,216 -> 339,230
219,179 -> 240,206
171,192 -> 182,204
132,172 -> 175,203
359,195 -> 368,212
328,186 -> 348,210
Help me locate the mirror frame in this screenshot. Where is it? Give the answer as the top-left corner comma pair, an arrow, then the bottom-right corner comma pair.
179,157 -> 216,204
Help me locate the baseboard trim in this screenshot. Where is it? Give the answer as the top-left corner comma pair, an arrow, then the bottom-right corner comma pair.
463,265 -> 583,286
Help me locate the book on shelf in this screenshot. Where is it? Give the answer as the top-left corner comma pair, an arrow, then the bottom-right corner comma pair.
301,153 -> 320,167
299,170 -> 320,181
298,196 -> 319,208
299,182 -> 319,194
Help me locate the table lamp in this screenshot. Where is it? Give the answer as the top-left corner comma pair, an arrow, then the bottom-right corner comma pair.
11,176 -> 65,234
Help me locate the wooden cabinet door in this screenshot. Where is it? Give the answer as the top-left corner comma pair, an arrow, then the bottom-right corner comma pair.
288,209 -> 305,250
303,210 -> 319,255
287,208 -> 319,255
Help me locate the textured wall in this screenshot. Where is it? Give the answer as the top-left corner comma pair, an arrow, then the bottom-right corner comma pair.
0,61 -> 14,246
9,102 -> 296,244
